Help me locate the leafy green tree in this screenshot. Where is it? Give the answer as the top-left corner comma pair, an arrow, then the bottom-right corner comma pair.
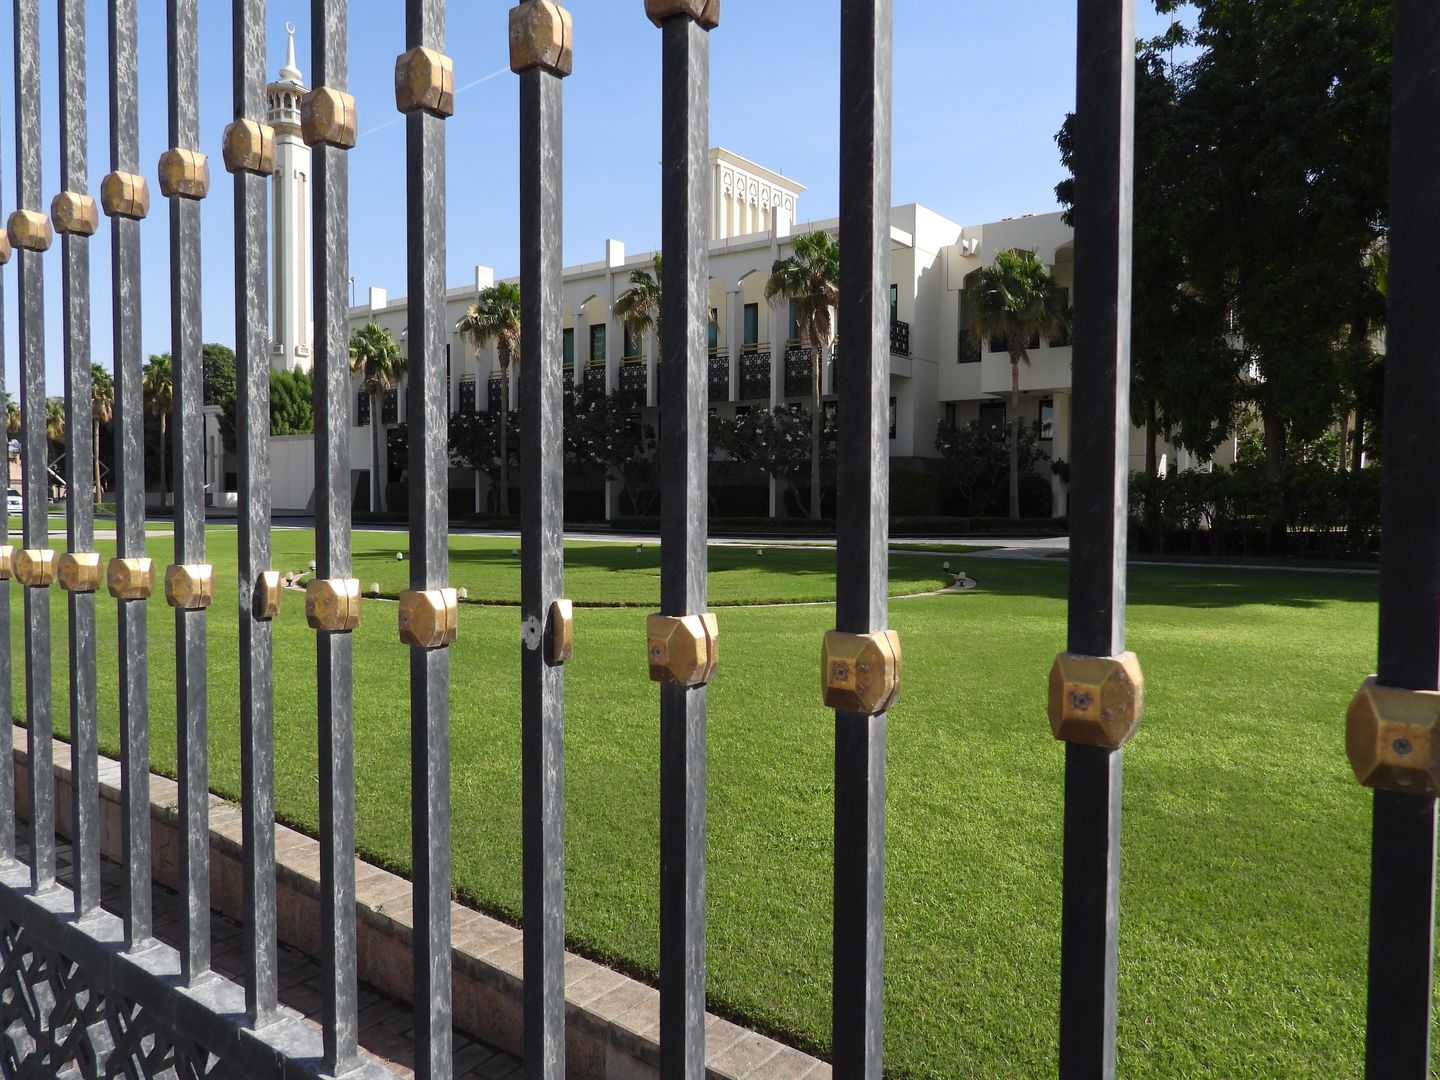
456,282 -> 522,514
1057,32 -> 1242,474
90,364 -> 114,499
765,231 -> 839,520
348,322 -> 406,513
564,391 -> 657,515
963,249 -> 1067,519
448,409 -> 519,512
269,367 -> 315,436
1155,0 -> 1391,545
935,418 -> 1050,517
727,404 -> 837,517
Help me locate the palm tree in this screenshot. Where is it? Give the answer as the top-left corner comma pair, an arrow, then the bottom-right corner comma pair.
348,322 -> 406,513
965,248 -> 1068,520
142,354 -> 173,507
45,397 -> 66,497
456,282 -> 522,515
765,230 -> 840,520
614,255 -> 664,357
4,394 -> 18,492
91,364 -> 114,500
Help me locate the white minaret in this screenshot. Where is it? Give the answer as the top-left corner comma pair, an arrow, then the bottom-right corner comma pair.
266,23 -> 312,373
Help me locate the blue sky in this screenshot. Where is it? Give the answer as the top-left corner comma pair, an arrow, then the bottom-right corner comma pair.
1,1 -> 1189,386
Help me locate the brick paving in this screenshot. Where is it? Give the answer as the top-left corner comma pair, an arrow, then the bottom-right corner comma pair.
17,824 -> 522,1079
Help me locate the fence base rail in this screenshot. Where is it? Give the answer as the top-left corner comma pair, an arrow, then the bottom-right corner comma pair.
0,856 -> 396,1079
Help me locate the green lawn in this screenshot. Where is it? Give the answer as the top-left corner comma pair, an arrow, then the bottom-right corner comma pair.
4,528 -> 1403,1077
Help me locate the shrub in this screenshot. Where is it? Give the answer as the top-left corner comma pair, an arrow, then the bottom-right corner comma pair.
890,470 -> 938,516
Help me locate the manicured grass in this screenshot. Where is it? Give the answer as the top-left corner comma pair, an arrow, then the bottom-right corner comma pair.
6,529 -> 1397,1077
265,530 -> 952,606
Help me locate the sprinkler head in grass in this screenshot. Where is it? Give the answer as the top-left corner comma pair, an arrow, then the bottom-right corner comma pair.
636,545 -> 643,554
943,560 -> 950,571
309,560 -> 317,572
512,548 -> 519,557
371,582 -> 381,596
395,551 -> 404,561
756,549 -> 763,557
457,587 -> 469,600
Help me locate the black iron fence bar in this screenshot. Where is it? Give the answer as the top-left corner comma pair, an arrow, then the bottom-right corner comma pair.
0,0 -> 10,872
1348,1 -> 1440,1073
104,0 -> 153,950
305,0 -> 361,1068
831,2 -> 894,1076
227,0 -> 278,1029
162,0 -> 213,986
399,3 -> 457,1075
56,0 -> 101,921
1054,2 -> 1137,1077
12,0 -> 57,894
512,2 -> 573,1075
646,3 -> 717,1076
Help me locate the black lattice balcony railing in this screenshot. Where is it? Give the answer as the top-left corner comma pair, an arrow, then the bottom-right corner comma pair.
708,353 -> 730,402
738,351 -> 771,400
583,365 -> 607,397
890,319 -> 910,356
784,347 -> 813,398
458,377 -> 477,413
562,365 -> 576,400
487,375 -> 503,413
618,360 -> 647,408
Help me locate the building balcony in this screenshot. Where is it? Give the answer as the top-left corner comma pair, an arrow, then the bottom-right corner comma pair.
890,319 -> 910,357
708,351 -> 730,403
583,364 -> 607,397
618,360 -> 647,409
738,350 -> 772,400
784,347 -> 813,398
979,344 -> 1072,397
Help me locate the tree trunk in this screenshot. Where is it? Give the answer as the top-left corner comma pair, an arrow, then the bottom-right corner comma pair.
1262,408 -> 1287,553
1008,357 -> 1021,520
1351,408 -> 1365,472
371,391 -> 385,513
94,419 -> 102,500
159,413 -> 168,510
1337,411 -> 1350,473
499,357 -> 510,516
810,338 -> 822,521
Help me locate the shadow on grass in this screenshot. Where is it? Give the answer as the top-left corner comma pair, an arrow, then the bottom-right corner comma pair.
956,557 -> 1378,610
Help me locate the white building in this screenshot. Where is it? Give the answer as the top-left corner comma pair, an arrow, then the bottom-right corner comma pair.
256,134 -> 1216,517
267,23 -> 312,374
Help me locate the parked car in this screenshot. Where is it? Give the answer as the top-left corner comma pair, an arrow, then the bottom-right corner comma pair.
6,489 -> 20,515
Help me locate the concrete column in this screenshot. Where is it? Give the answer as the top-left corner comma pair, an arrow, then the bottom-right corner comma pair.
574,309 -> 588,382
727,288 -> 743,402
1051,391 -> 1071,518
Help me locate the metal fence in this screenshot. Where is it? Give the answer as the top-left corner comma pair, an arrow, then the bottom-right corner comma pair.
0,1 -> 1433,1079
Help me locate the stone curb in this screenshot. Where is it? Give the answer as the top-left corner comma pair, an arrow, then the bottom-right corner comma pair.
10,726 -> 829,1080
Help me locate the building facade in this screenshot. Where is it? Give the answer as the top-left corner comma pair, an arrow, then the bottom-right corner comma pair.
252,144 -> 1218,516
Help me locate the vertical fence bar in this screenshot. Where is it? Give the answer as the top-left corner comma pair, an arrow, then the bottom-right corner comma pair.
645,4 -> 716,1077
227,0 -> 277,1027
162,0 -> 212,984
306,0 -> 360,1069
56,0 -> 100,920
1349,1 -> 1440,1073
832,2 -> 893,1077
512,3 -> 572,1075
0,3 -> 13,870
106,0 -> 151,947
398,5 -> 455,1075
12,0 -> 56,892
1054,2 -> 1136,1077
